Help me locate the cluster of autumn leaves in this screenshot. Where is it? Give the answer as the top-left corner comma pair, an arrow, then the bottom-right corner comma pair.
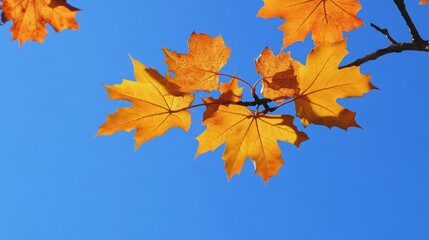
97,1 -> 379,182
2,1 -> 426,181
97,33 -> 376,182
97,0 -> 428,182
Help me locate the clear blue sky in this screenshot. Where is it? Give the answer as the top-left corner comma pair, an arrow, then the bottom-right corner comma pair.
0,1 -> 428,239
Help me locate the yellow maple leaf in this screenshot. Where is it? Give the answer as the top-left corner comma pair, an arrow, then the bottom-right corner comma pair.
257,0 -> 364,48
163,32 -> 231,93
196,78 -> 308,182
201,77 -> 243,120
218,77 -> 243,102
97,57 -> 195,149
420,0 -> 429,4
1,0 -> 80,46
294,40 -> 376,129
196,104 -> 308,182
255,48 -> 299,101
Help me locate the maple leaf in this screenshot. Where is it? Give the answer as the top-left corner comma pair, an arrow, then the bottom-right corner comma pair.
420,0 -> 429,4
196,104 -> 308,182
255,48 -> 299,101
294,40 -> 376,129
1,0 -> 80,46
257,0 -> 364,48
196,79 -> 308,182
163,32 -> 231,93
218,77 -> 243,102
201,77 -> 243,120
97,57 -> 195,149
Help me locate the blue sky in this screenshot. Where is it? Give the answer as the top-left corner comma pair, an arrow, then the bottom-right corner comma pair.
0,0 -> 428,239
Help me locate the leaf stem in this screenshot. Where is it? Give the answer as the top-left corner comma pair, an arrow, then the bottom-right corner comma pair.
214,72 -> 255,91
252,78 -> 263,91
265,97 -> 296,113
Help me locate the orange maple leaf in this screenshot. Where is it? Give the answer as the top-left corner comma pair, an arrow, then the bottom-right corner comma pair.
294,40 -> 376,129
255,48 -> 299,101
1,0 -> 80,46
257,0 -> 364,48
97,57 -> 195,149
196,79 -> 308,182
201,77 -> 243,120
163,32 -> 231,93
218,77 -> 243,102
196,104 -> 308,182
420,0 -> 429,4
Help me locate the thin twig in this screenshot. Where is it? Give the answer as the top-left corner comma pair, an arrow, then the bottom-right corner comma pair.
214,72 -> 254,91
370,23 -> 398,44
393,0 -> 424,42
170,97 -> 273,113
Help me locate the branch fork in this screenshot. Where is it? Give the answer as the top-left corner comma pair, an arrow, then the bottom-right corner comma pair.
341,0 -> 428,68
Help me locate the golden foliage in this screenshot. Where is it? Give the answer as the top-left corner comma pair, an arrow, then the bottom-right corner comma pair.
257,0 -> 364,48
98,29 -> 378,181
163,32 -> 231,93
1,0 -> 80,45
97,58 -> 194,149
196,78 -> 308,181
255,48 -> 299,101
294,40 -> 376,129
197,103 -> 308,182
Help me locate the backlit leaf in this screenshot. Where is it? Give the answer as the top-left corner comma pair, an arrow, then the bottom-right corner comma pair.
97,57 -> 195,149
201,77 -> 243,121
163,32 -> 231,93
196,101 -> 308,182
257,0 -> 364,48
255,48 -> 299,101
1,0 -> 80,45
294,40 -> 376,129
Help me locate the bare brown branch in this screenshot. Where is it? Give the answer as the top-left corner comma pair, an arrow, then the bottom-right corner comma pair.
393,0 -> 424,43
370,23 -> 398,44
340,41 -> 429,69
340,0 -> 428,69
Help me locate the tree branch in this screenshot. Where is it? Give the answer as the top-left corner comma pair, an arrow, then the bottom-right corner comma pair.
340,41 -> 429,69
393,0 -> 424,43
370,23 -> 398,44
340,0 -> 429,69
